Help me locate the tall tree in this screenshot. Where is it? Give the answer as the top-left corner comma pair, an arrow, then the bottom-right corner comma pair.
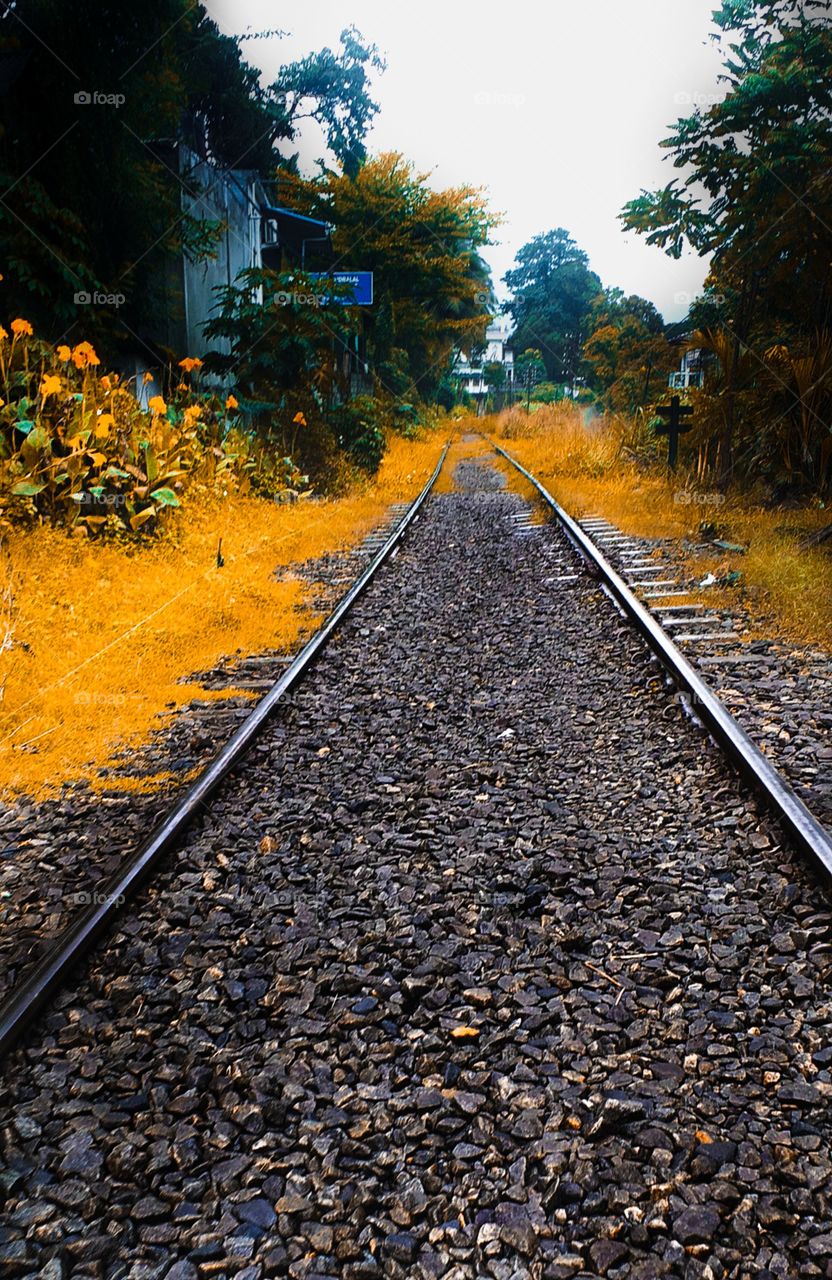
286,154 -> 497,401
503,229 -> 602,390
621,0 -> 832,482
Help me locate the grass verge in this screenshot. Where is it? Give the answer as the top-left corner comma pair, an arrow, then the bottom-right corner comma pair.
0,428 -> 448,799
488,405 -> 832,649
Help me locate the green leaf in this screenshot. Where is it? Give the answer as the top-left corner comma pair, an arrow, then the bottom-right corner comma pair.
150,486 -> 180,508
11,481 -> 46,496
16,420 -> 35,435
144,443 -> 159,485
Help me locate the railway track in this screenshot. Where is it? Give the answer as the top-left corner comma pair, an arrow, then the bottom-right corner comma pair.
0,444 -> 449,1059
490,439 -> 832,881
1,440 -> 832,1278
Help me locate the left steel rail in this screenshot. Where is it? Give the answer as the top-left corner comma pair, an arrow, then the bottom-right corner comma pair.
0,441 -> 450,1060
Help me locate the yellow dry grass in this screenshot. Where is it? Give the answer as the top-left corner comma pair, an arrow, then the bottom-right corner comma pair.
488,404 -> 832,649
0,428 -> 449,799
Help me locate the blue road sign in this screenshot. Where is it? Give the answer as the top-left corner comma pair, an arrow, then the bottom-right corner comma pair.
308,271 -> 373,306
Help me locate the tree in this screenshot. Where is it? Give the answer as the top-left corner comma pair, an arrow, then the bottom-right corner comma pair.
0,3 -> 383,352
286,154 -> 497,403
583,290 -> 673,412
503,230 -> 602,390
621,0 -> 832,484
275,27 -> 386,178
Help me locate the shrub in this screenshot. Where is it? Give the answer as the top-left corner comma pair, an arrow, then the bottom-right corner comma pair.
0,322 -> 310,535
326,396 -> 386,472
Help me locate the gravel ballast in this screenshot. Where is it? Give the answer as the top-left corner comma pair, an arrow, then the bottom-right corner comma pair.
1,455 -> 832,1280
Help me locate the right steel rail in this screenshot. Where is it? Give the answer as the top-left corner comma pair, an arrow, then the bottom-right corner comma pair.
491,438 -> 832,883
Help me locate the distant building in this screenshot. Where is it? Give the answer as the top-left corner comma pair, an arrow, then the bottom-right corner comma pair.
668,345 -> 705,390
454,319 -> 515,408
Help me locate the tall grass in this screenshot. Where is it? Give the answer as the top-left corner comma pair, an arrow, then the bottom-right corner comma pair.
0,427 -> 448,798
490,403 -> 832,647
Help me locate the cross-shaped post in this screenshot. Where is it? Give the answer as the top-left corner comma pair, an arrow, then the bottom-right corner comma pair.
655,394 -> 694,470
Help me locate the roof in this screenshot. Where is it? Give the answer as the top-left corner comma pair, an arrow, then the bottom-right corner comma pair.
261,205 -> 332,236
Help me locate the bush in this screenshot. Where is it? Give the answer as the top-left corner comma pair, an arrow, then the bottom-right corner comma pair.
0,321 -> 310,535
326,395 -> 386,473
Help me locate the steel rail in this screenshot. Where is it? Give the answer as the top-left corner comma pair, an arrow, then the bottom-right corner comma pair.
0,442 -> 450,1059
490,438 -> 832,882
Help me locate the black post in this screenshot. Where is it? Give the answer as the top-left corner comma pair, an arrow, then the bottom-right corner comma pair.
656,394 -> 694,470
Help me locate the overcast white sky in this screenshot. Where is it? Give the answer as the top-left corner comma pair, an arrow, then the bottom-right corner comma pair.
211,1 -> 725,322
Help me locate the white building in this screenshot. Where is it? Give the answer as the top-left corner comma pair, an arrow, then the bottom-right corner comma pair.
668,347 -> 704,390
454,319 -> 515,404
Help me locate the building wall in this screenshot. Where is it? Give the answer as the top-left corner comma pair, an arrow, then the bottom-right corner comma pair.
180,148 -> 263,358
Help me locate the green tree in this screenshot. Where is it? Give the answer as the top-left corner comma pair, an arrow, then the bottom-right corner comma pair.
621,0 -> 832,483
288,154 -> 497,403
503,229 -> 602,391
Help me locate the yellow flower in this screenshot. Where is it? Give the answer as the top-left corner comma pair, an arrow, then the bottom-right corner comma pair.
178,357 -> 203,373
100,375 -> 111,391
56,344 -> 71,362
183,404 -> 203,424
293,412 -> 307,426
225,394 -> 238,410
142,371 -> 154,384
0,327 -> 8,342
11,318 -> 33,337
39,374 -> 63,400
71,341 -> 99,369
94,412 -> 115,438
148,394 -> 167,416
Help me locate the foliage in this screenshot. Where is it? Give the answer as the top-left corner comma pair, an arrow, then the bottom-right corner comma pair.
203,269 -> 351,417
583,290 -> 674,412
483,361 -> 506,391
275,26 -> 386,178
503,229 -> 602,388
284,155 -> 497,404
515,349 -> 547,409
0,2 -> 383,351
0,425 -> 450,797
621,0 -> 832,489
325,396 -> 386,472
0,319 -> 308,534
